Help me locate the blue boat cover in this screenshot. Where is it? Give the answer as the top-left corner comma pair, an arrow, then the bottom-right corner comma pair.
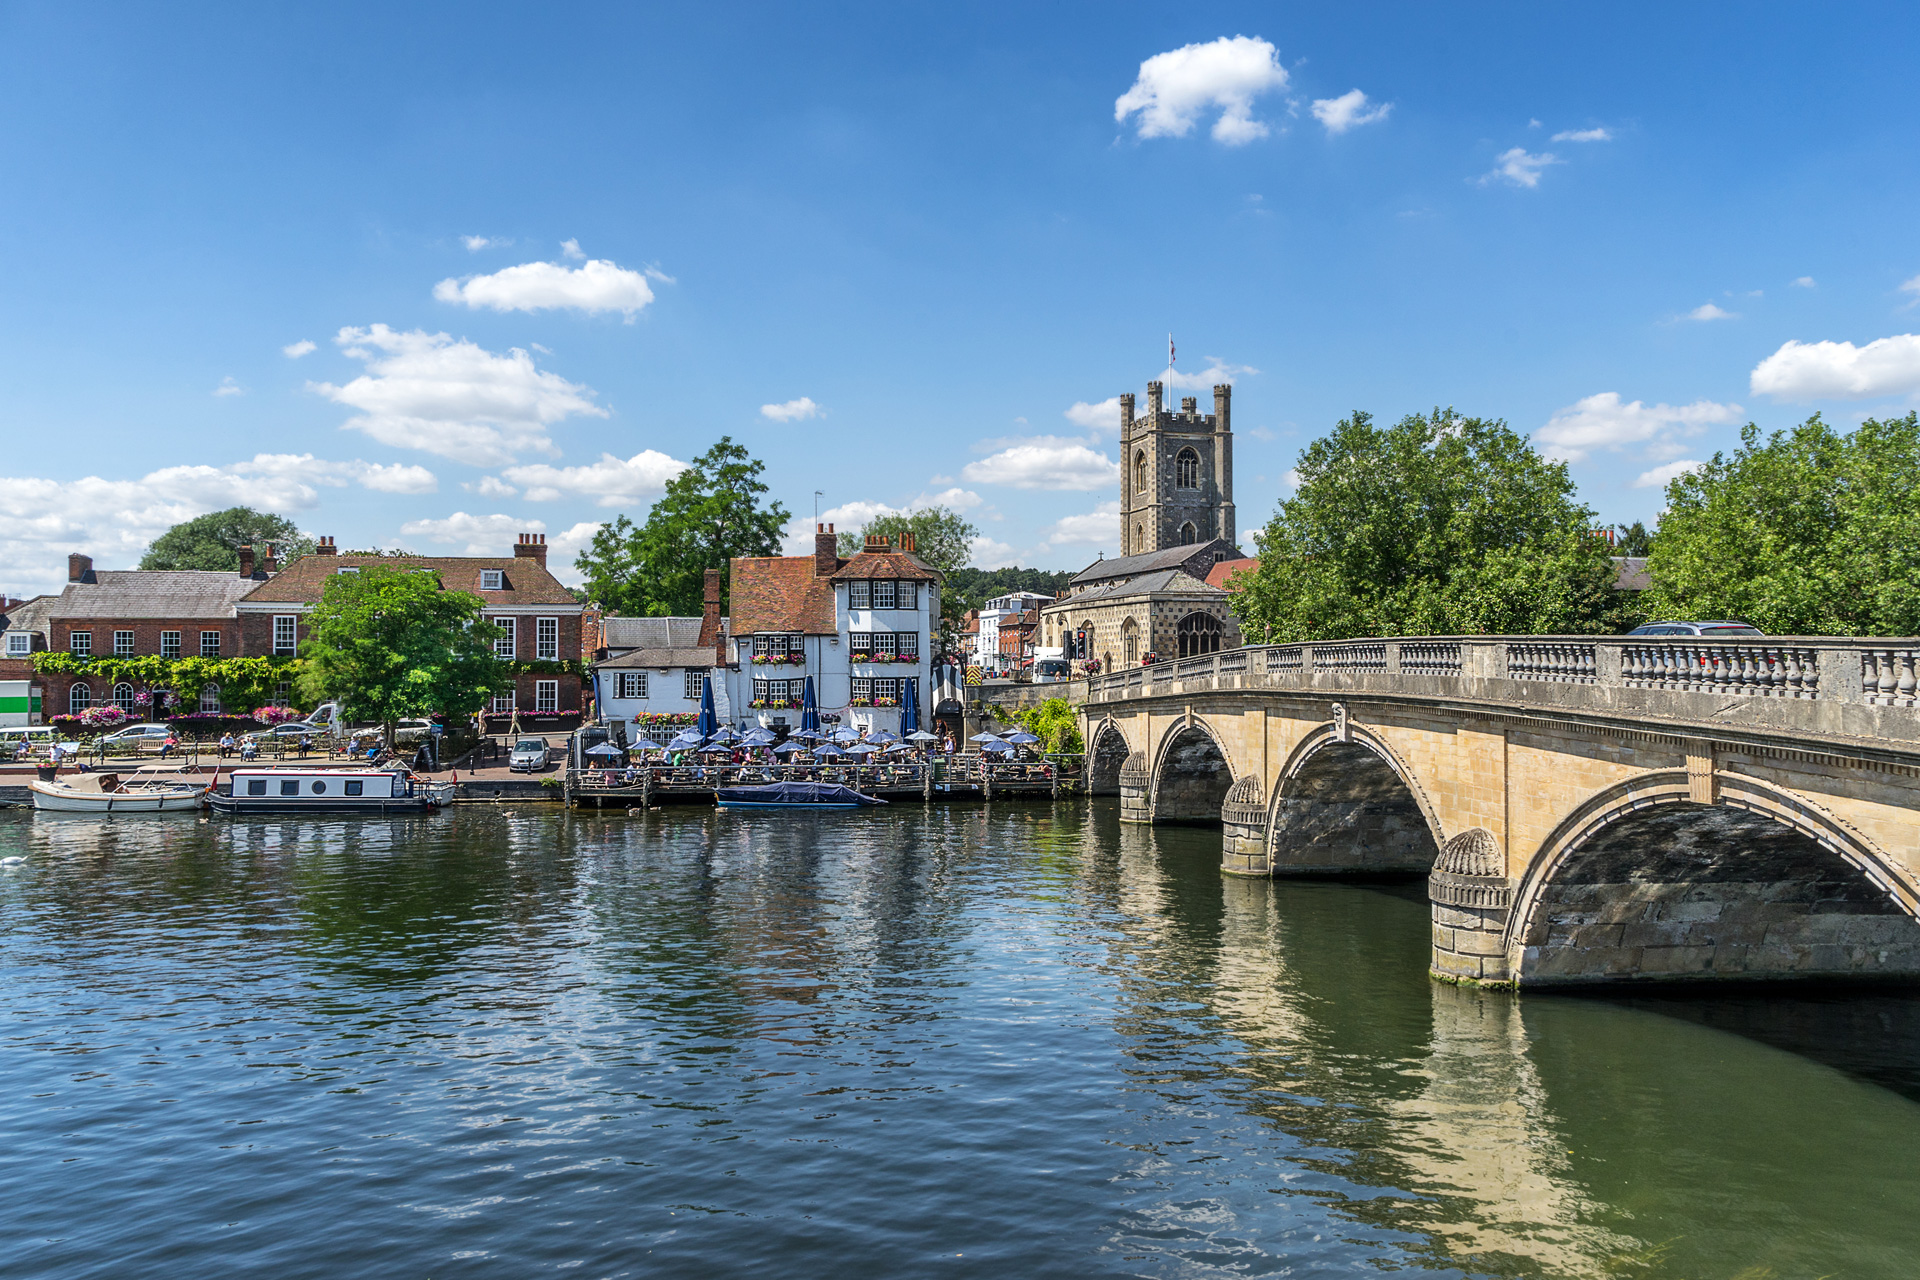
715,781 -> 887,806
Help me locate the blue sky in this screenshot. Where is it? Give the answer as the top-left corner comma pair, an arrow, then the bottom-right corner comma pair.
4,2 -> 1919,593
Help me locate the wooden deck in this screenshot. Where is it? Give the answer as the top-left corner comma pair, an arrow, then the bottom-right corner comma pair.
566,759 -> 1082,808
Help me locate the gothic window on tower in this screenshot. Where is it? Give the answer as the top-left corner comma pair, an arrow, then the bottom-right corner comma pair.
1133,524 -> 1143,554
1179,522 -> 1197,545
1175,447 -> 1199,489
1133,451 -> 1147,493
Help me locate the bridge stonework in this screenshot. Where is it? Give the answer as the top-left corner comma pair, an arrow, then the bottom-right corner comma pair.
1077,637 -> 1920,987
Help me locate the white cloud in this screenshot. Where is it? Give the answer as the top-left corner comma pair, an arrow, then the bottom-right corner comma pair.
961,437 -> 1120,490
560,238 -> 585,260
1064,396 -> 1122,430
1687,302 -> 1737,321
468,475 -> 518,498
644,264 -> 676,285
913,486 -> 983,512
500,449 -> 686,505
1045,501 -> 1123,547
1165,358 -> 1258,391
0,454 -> 434,593
1535,392 -> 1742,462
399,512 -> 542,556
1482,147 -> 1561,188
1792,276 -> 1817,288
760,397 -> 821,422
1311,89 -> 1391,135
776,489 -> 987,556
1114,35 -> 1289,145
213,376 -> 243,398
1900,275 -> 1920,304
1634,460 -> 1704,489
463,235 -> 511,252
1750,334 -> 1920,401
968,534 -> 1017,566
309,324 -> 606,466
545,520 -> 601,584
1551,127 -> 1612,143
282,339 -> 317,359
433,257 -> 657,318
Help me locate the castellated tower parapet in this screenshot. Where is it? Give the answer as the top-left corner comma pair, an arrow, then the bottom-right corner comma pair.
1117,380 -> 1235,557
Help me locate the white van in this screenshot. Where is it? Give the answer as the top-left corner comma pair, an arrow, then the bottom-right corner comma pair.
0,725 -> 78,758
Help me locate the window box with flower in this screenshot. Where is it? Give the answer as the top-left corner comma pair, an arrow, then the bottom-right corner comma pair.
848,698 -> 872,708
750,654 -> 805,666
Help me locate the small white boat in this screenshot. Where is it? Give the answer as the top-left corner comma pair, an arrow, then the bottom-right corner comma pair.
210,766 -> 447,814
30,768 -> 211,813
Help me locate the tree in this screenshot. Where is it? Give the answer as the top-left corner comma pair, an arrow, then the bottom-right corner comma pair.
574,437 -> 789,616
293,566 -> 506,742
1233,409 -> 1633,643
140,506 -> 315,571
836,505 -> 979,574
1643,413 -> 1920,635
1010,696 -> 1083,754
1607,521 -> 1655,557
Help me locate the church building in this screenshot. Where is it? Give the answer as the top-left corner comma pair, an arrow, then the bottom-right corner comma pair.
1040,380 -> 1255,672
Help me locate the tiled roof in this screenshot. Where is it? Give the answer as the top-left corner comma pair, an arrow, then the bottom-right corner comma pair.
46,571 -> 267,620
1046,569 -> 1221,606
1612,556 -> 1651,591
1205,557 -> 1259,590
827,549 -> 941,583
596,647 -> 716,669
1069,540 -> 1238,587
240,554 -> 581,606
1,595 -> 54,636
729,556 -> 838,636
603,616 -> 705,650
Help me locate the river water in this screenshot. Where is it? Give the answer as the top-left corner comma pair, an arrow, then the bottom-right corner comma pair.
4,801 -> 1920,1279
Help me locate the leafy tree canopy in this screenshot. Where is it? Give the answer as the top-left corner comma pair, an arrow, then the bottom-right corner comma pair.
1010,696 -> 1083,754
836,505 -> 979,575
1607,521 -> 1655,557
943,566 -> 1075,615
575,437 -> 788,616
1233,409 -> 1632,642
293,565 -> 506,738
1643,413 -> 1920,635
139,506 -> 315,571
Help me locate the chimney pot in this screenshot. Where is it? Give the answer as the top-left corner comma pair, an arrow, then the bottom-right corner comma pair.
67,553 -> 92,583
316,536 -> 337,556
814,523 -> 840,576
261,544 -> 278,574
513,533 -> 548,566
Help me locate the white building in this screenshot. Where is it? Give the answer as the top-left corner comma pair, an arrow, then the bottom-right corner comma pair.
591,614 -> 721,737
973,591 -> 1052,675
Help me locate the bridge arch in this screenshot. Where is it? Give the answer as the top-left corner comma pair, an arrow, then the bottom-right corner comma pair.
1262,721 -> 1447,876
1506,771 -> 1920,985
1147,714 -> 1240,825
1085,717 -> 1132,796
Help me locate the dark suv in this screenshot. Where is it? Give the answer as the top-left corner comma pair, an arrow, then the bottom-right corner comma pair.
1627,621 -> 1765,637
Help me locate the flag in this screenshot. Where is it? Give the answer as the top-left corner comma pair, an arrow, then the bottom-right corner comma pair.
1168,334 -> 1175,366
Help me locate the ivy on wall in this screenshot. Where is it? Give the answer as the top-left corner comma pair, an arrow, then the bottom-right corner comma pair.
29,653 -> 304,713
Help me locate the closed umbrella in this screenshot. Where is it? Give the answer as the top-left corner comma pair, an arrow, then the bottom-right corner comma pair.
900,677 -> 920,735
799,677 -> 820,733
697,675 -> 717,738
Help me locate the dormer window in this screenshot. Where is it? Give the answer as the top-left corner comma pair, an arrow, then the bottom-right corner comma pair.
5,633 -> 28,657
481,569 -> 504,590
337,567 -> 360,575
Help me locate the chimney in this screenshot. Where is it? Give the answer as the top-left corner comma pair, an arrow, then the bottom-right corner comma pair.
315,536 -> 337,556
238,545 -> 255,578
1213,383 -> 1231,434
67,553 -> 92,583
864,533 -> 891,552
896,529 -> 916,555
261,544 -> 278,574
1146,380 -> 1163,420
514,532 -> 549,566
813,523 -> 838,577
699,567 -> 725,664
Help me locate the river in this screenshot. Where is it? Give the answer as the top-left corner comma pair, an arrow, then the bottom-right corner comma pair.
3,801 -> 1919,1278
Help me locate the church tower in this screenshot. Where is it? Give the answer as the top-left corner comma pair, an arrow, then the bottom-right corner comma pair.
1117,381 -> 1235,557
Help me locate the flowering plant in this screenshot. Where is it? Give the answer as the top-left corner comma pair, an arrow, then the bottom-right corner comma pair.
253,705 -> 303,725
751,654 -> 803,666
77,705 -> 132,727
849,652 -> 870,663
848,698 -> 872,707
634,711 -> 698,726
872,697 -> 899,707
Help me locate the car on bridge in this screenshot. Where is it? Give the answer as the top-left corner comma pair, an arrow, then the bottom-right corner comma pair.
1628,621 -> 1765,637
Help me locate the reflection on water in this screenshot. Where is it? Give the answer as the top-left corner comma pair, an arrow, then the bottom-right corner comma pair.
2,802 -> 1919,1278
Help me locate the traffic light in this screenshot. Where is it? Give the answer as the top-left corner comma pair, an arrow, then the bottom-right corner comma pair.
1074,629 -> 1088,660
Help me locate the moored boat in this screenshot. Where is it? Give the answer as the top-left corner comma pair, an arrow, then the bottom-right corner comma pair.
715,781 -> 887,809
30,768 -> 211,813
210,766 -> 446,814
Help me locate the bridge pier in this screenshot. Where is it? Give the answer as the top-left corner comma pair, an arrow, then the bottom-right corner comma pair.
1429,830 -> 1515,985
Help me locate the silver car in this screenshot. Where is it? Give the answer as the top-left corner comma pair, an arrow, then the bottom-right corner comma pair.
508,737 -> 551,772
1628,621 -> 1765,637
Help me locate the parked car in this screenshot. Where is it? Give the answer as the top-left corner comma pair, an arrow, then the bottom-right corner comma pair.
1627,621 -> 1766,638
509,736 -> 552,773
393,719 -> 433,743
243,721 -> 328,743
95,723 -> 173,750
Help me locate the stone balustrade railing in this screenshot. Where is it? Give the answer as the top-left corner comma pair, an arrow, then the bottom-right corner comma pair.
1077,635 -> 1920,740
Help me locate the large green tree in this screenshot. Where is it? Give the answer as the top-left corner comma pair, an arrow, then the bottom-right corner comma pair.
293,566 -> 506,741
837,505 -> 979,574
575,437 -> 789,616
1233,409 -> 1632,642
140,506 -> 315,571
1643,413 -> 1920,635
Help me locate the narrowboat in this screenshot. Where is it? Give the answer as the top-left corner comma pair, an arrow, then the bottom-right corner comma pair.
210,767 -> 452,814
715,781 -> 887,810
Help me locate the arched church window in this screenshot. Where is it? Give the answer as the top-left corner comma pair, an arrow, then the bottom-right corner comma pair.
1179,522 -> 1197,545
1175,612 -> 1223,658
1175,447 -> 1200,489
1133,451 -> 1147,493
1133,524 -> 1143,553
1122,618 -> 1139,666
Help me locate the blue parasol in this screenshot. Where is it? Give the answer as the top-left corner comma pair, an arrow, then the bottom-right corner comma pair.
697,675 -> 717,738
811,742 -> 847,757
799,677 -> 820,733
900,677 -> 920,735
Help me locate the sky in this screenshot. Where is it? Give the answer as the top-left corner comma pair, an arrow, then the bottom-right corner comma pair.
4,2 -> 1920,595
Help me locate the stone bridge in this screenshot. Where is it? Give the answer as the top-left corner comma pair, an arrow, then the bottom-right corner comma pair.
1076,637 -> 1920,987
